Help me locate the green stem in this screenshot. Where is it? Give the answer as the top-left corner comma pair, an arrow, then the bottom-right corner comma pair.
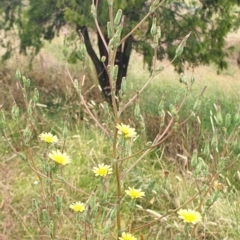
113,127 -> 122,235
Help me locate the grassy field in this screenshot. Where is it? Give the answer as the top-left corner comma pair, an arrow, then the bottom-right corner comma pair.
1,29 -> 240,240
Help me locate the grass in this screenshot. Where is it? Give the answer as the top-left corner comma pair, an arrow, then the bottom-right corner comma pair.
1,32 -> 240,239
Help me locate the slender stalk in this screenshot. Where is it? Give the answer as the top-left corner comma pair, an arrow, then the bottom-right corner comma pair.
27,146 -> 46,199
66,68 -> 110,137
106,1 -> 122,235
107,48 -> 119,117
108,0 -> 115,37
92,0 -> 109,55
121,0 -> 166,43
118,58 -> 176,115
153,47 -> 157,71
197,173 -> 218,212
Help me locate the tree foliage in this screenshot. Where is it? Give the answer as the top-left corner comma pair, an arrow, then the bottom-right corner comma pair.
1,0 -> 240,97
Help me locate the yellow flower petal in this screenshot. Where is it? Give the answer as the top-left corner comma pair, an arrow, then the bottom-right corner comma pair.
48,150 -> 71,165
177,209 -> 202,224
116,123 -> 137,139
119,232 -> 137,240
69,201 -> 85,212
92,163 -> 113,177
125,187 -> 145,199
39,132 -> 58,143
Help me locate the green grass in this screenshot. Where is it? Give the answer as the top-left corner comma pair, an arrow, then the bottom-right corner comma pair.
1,35 -> 240,239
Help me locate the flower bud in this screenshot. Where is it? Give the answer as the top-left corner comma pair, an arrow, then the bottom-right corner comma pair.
114,9 -> 122,27
113,65 -> 118,81
214,111 -> 223,126
31,198 -> 38,211
107,22 -> 113,38
107,0 -> 113,6
179,73 -> 187,85
23,125 -> 32,145
74,79 -> 81,94
153,35 -> 159,47
62,125 -> 68,139
121,77 -> 126,92
11,103 -> 19,121
211,131 -> 218,152
54,195 -> 62,212
27,101 -> 33,117
153,0 -> 160,7
33,88 -> 39,103
22,76 -> 31,88
42,209 -> 50,225
224,113 -> 231,128
0,111 -> 6,132
101,56 -> 106,63
91,4 -> 96,18
76,42 -> 86,61
157,26 -> 161,40
175,32 -> 191,58
191,149 -> 198,167
62,47 -> 68,58
203,140 -> 210,157
169,104 -> 177,116
134,102 -> 141,119
15,68 -> 21,80
234,111 -> 240,125
108,35 -> 120,50
159,110 -> 165,127
150,15 -> 157,37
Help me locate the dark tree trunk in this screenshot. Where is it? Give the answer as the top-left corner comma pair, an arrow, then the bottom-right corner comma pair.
77,25 -> 133,104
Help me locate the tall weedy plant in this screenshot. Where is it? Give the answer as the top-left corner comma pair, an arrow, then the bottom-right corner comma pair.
2,0 -> 240,239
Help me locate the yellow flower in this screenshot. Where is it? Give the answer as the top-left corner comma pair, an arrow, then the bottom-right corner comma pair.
92,163 -> 113,177
213,180 -> 224,191
39,132 -> 58,143
177,209 -> 202,224
125,187 -> 145,199
48,150 -> 71,165
116,123 -> 137,139
119,232 -> 137,240
69,201 -> 85,212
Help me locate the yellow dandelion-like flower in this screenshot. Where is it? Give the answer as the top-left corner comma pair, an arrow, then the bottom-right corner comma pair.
213,180 -> 224,191
48,150 -> 71,165
69,201 -> 85,212
39,132 -> 58,143
177,209 -> 202,224
116,123 -> 137,139
125,187 -> 145,199
92,163 -> 113,177
119,232 -> 137,240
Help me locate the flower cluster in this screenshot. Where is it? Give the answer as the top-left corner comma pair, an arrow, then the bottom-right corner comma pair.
116,123 -> 137,139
